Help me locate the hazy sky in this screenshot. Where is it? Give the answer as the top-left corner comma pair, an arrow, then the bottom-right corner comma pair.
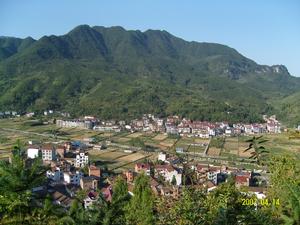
1,0 -> 299,76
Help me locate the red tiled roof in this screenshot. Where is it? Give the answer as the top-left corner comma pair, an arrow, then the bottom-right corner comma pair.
235,175 -> 249,183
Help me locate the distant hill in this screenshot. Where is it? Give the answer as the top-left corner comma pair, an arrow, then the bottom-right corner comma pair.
0,25 -> 299,124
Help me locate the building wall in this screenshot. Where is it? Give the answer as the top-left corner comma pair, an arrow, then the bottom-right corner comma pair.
27,148 -> 39,159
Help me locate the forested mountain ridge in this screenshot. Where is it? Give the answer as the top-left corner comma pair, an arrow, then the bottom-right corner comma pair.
0,25 -> 299,124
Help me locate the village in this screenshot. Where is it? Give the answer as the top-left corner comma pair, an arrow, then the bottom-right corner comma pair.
6,112 -> 283,210
26,139 -> 268,210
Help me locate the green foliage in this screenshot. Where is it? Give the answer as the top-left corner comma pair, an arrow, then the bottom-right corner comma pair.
129,137 -> 145,149
244,135 -> 269,165
0,141 -> 49,224
105,176 -> 130,225
126,173 -> 155,225
171,175 -> 177,186
210,137 -> 225,148
268,156 -> 300,225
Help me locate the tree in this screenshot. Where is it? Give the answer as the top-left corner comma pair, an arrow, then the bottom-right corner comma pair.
269,156 -> 300,225
104,176 -> 130,225
31,195 -> 65,225
244,135 -> 269,165
0,141 -> 49,224
171,175 -> 177,186
171,187 -> 206,225
126,173 -> 154,225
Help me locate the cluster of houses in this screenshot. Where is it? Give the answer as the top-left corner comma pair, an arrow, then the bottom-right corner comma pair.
120,151 -> 267,199
27,140 -> 120,209
25,137 -> 267,210
27,141 -> 115,209
27,142 -> 89,168
56,114 -> 282,138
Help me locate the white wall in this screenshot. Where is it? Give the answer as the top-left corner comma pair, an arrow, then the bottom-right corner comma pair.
27,148 -> 39,159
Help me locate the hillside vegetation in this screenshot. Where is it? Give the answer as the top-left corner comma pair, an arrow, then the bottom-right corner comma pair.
0,25 -> 299,124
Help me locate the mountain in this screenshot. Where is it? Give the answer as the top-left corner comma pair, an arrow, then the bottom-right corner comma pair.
0,25 -> 299,124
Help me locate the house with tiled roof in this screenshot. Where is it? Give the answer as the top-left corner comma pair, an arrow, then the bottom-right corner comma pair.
235,172 -> 251,187
154,164 -> 182,186
135,163 -> 151,175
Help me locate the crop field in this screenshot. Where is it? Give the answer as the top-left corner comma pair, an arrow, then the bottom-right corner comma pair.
194,138 -> 210,144
1,118 -> 299,167
173,137 -> 207,153
152,134 -> 167,141
126,132 -> 143,138
88,146 -> 150,171
117,152 -> 146,162
90,150 -> 128,160
220,134 -> 300,159
207,147 -> 221,156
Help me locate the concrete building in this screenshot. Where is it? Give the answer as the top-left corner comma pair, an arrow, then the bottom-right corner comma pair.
158,152 -> 167,162
41,145 -> 56,161
46,167 -> 63,182
63,171 -> 83,186
75,150 -> 89,168
80,176 -> 98,191
27,146 -> 40,159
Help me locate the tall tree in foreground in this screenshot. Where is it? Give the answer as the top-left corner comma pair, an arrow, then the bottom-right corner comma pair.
126,173 -> 154,225
0,140 -> 49,224
269,156 -> 300,225
103,176 -> 130,225
244,135 -> 269,165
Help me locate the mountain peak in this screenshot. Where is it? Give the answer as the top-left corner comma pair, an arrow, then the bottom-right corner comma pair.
271,65 -> 289,74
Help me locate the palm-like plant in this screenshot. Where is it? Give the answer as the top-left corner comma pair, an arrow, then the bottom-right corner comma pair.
244,136 -> 269,165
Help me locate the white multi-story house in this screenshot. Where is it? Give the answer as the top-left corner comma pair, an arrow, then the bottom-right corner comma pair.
75,150 -> 89,168
63,171 -> 83,186
158,152 -> 167,162
27,146 -> 40,159
41,145 -> 56,161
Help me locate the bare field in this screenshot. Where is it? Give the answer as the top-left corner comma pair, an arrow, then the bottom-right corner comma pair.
159,139 -> 177,147
207,147 -> 221,156
88,148 -> 118,156
113,137 -> 130,143
118,152 -> 146,162
152,134 -> 167,141
194,138 -> 210,144
97,151 -> 128,160
238,145 -> 254,157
